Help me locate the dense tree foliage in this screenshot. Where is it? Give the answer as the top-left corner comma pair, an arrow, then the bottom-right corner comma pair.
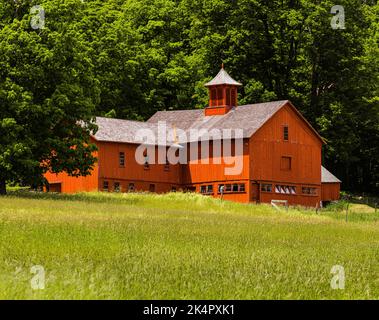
0,0 -> 99,194
0,0 -> 378,193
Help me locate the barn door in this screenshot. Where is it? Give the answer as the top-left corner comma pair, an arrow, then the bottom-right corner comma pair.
251,182 -> 260,202
49,183 -> 62,193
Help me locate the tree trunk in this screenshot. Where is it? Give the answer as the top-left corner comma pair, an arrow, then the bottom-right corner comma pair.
0,178 -> 6,195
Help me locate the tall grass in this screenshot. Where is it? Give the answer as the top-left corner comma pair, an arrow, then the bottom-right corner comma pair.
0,191 -> 378,299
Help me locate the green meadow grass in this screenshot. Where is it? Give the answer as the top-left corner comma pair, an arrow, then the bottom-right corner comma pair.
0,191 -> 378,300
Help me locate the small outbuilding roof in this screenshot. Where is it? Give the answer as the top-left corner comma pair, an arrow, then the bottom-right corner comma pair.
321,166 -> 341,183
204,67 -> 242,87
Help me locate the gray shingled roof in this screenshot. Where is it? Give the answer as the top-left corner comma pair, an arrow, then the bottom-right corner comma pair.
321,166 -> 341,183
204,68 -> 242,87
148,101 -> 288,142
94,117 -> 165,145
94,100 -> 324,145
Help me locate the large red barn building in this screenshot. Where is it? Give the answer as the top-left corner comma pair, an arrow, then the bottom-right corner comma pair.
45,67 -> 341,207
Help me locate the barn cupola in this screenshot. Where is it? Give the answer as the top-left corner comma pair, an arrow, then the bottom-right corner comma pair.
204,64 -> 242,116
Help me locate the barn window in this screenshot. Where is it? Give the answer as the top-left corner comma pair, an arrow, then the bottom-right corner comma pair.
261,184 -> 272,192
225,184 -> 232,192
275,185 -> 296,194
231,89 -> 236,106
232,184 -> 239,192
281,156 -> 292,170
302,187 -> 317,195
103,181 -> 109,192
164,156 -> 170,171
211,88 -> 217,106
200,185 -> 213,194
226,88 -> 231,105
142,149 -> 150,169
225,139 -> 236,157
283,125 -> 289,141
128,183 -> 135,192
238,184 -> 246,192
119,152 -> 125,167
144,155 -> 149,169
114,182 -> 121,192
217,87 -> 223,105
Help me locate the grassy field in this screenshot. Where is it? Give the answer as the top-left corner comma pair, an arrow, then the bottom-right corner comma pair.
0,191 -> 378,300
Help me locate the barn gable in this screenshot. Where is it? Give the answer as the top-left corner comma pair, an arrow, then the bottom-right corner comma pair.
248,102 -> 323,189
250,102 -> 325,147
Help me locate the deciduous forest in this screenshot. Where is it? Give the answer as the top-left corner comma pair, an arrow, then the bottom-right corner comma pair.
0,0 -> 378,193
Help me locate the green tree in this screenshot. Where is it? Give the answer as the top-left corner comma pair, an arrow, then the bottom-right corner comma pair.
0,0 -> 99,194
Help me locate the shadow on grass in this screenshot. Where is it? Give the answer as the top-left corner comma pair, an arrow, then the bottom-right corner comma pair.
4,189 -> 143,206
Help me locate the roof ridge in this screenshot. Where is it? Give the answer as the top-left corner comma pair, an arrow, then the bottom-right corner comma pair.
153,109 -> 202,114
96,116 -> 151,125
238,100 -> 289,108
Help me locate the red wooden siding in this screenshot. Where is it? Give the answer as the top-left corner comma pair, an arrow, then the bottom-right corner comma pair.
44,162 -> 99,193
249,102 -> 323,206
191,181 -> 250,203
181,140 -> 251,203
97,141 -> 182,193
321,183 -> 340,201
97,142 -> 181,183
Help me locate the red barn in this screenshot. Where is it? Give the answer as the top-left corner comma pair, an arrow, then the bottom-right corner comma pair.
45,67 -> 341,207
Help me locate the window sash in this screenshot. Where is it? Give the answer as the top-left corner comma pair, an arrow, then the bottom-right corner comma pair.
283,126 -> 289,141
119,152 -> 125,166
